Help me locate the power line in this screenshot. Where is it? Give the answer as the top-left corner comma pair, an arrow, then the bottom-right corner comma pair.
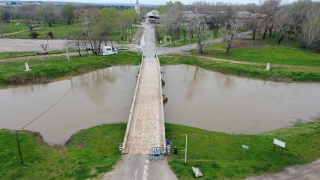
21,78 -> 80,130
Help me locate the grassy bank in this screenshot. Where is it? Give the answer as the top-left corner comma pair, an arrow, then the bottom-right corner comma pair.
159,54 -> 320,82
2,22 -> 138,40
201,34 -> 320,67
1,121 -> 320,179
0,124 -> 126,179
0,50 -> 76,59
166,120 -> 320,179
0,51 -> 141,86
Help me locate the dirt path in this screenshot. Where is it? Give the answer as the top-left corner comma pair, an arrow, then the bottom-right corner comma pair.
188,53 -> 320,70
246,159 -> 320,180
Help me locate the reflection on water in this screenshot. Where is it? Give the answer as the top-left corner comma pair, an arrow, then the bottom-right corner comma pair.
162,65 -> 320,134
0,66 -> 138,145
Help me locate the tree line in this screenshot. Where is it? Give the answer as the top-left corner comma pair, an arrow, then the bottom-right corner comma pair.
158,0 -> 320,53
0,4 -> 140,55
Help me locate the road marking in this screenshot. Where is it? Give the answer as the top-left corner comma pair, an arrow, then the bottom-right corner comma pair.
145,159 -> 149,164
133,168 -> 138,180
143,165 -> 148,180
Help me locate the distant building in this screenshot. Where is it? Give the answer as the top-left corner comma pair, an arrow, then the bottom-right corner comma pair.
146,10 -> 160,24
134,0 -> 140,14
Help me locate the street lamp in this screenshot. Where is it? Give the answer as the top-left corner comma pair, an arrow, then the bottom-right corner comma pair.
182,134 -> 187,163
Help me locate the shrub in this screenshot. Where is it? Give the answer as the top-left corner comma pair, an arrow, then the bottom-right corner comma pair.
29,31 -> 40,38
47,31 -> 54,39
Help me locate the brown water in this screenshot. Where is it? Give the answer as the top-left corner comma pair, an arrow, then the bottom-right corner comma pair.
1,65 -> 320,145
0,66 -> 138,145
162,65 -> 320,134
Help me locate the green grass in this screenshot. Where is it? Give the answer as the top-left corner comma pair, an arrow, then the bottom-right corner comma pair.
0,51 -> 142,86
202,34 -> 320,67
155,26 -> 216,47
1,120 -> 320,179
159,54 -> 320,82
0,123 -> 126,179
0,50 -> 77,59
166,120 -> 320,179
1,22 -> 138,41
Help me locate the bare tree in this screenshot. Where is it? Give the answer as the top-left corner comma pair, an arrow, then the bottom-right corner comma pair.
189,1 -> 211,54
220,19 -> 242,54
161,3 -> 182,44
18,5 -> 37,31
70,30 -> 85,56
245,4 -> 262,40
37,4 -> 59,27
260,0 -> 281,39
299,4 -> 320,50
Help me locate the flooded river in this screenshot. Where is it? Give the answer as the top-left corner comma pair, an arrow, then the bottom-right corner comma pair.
1,65 -> 320,145
162,65 -> 320,134
0,66 -> 137,145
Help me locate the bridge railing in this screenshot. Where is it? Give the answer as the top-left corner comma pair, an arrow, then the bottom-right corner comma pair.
156,56 -> 166,149
122,54 -> 144,154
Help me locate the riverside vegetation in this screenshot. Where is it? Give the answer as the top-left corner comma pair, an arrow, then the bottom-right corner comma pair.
1,121 -> 320,179
0,51 -> 141,86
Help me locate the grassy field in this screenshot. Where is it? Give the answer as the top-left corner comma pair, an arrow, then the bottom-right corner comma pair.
202,34 -> 320,67
1,22 -> 138,41
0,51 -> 141,86
0,123 -> 126,179
166,120 -> 320,179
159,54 -> 320,82
155,26 -> 216,47
0,50 -> 77,59
1,121 -> 320,179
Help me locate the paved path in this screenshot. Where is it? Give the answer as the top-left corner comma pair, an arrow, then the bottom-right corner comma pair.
123,57 -> 165,154
246,159 -> 320,180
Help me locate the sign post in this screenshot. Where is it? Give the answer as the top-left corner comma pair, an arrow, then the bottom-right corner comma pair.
241,144 -> 249,159
273,139 -> 286,155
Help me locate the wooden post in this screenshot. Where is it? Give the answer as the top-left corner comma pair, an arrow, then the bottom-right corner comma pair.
15,131 -> 24,166
273,144 -> 275,153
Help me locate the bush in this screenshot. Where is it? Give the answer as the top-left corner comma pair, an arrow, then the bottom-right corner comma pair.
29,31 -> 40,38
47,31 -> 54,39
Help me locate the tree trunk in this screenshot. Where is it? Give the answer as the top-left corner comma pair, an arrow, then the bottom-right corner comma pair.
197,26 -> 203,54
269,26 -> 273,37
252,29 -> 256,40
77,47 -> 82,56
226,43 -> 231,54
278,35 -> 284,44
262,28 -> 267,39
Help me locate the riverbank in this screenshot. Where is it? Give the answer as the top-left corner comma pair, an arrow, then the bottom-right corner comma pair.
160,54 -> 320,82
1,121 -> 320,179
0,51 -> 141,87
166,120 -> 320,179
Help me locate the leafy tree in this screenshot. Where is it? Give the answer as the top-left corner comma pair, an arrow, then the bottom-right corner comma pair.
61,4 -> 75,25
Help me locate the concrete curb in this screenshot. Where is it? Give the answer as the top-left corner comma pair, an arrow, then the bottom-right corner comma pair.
157,56 -> 166,149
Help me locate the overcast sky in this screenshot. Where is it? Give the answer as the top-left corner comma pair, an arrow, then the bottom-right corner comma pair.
37,0 -> 262,6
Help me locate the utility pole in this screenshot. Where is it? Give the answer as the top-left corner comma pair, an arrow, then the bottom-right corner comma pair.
15,131 -> 24,167
182,134 -> 187,163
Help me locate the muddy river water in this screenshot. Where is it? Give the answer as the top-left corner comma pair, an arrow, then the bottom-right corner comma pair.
1,65 -> 320,145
